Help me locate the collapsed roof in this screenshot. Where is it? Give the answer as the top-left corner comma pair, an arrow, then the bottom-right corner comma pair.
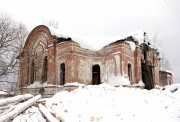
48,26 -> 148,51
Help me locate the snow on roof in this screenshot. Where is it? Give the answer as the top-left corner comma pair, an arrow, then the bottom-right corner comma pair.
160,68 -> 174,76
48,26 -> 145,51
126,41 -> 136,51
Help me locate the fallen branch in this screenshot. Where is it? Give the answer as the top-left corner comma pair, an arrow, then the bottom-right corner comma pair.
39,103 -> 59,122
0,94 -> 33,107
0,95 -> 41,122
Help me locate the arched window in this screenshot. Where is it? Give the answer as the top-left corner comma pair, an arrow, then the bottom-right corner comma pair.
31,60 -> 35,84
43,56 -> 48,82
92,65 -> 100,85
60,63 -> 65,85
128,63 -> 132,82
168,80 -> 171,85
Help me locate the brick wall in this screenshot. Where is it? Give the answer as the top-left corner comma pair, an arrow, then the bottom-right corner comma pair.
55,40 -> 135,85
159,71 -> 173,86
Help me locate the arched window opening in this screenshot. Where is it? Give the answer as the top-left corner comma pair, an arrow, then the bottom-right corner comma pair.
128,63 -> 132,82
43,56 -> 48,82
31,60 -> 35,84
92,65 -> 100,85
60,63 -> 65,85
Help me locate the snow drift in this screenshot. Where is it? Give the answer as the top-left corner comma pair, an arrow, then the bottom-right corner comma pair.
45,84 -> 180,122
1,84 -> 180,122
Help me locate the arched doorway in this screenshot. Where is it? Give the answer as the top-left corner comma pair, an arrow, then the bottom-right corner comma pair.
43,56 -> 48,82
128,63 -> 132,82
92,65 -> 100,85
60,63 -> 65,85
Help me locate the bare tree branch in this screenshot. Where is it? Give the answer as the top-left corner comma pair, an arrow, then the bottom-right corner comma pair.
151,34 -> 172,71
43,19 -> 59,29
0,13 -> 28,81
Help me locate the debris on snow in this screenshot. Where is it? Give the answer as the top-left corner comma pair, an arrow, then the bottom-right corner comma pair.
13,106 -> 46,122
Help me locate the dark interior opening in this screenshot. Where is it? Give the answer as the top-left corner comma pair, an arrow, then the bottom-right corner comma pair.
31,60 -> 34,84
92,65 -> 100,85
43,56 -> 48,82
128,63 -> 132,82
60,63 -> 65,85
57,37 -> 71,43
141,62 -> 154,90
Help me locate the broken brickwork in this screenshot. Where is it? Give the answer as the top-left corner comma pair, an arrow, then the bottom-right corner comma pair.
17,25 -> 172,89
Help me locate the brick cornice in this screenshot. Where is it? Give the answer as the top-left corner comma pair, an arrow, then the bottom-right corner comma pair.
24,25 -> 53,50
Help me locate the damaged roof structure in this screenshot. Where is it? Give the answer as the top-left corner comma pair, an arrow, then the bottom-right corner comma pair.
17,25 -> 173,94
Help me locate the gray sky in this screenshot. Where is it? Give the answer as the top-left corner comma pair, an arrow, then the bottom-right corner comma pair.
1,0 -> 180,83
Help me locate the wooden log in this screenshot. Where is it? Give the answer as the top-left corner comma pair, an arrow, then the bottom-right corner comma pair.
0,106 -> 10,110
12,106 -> 46,122
0,94 -> 33,107
38,103 -> 59,122
0,95 -> 41,122
0,105 -> 15,116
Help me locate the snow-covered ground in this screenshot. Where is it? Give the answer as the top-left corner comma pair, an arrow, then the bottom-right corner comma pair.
10,83 -> 180,122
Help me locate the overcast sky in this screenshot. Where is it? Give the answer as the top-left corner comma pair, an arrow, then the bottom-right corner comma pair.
1,0 -> 180,83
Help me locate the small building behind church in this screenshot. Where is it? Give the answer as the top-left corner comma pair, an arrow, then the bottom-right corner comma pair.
159,70 -> 173,86
17,25 -> 173,93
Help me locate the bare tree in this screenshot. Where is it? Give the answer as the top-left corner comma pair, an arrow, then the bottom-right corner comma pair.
0,13 -> 28,81
150,33 -> 172,71
159,52 -> 172,70
43,19 -> 59,29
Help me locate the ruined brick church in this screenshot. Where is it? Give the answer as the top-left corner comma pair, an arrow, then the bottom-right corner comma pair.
18,25 -> 173,90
